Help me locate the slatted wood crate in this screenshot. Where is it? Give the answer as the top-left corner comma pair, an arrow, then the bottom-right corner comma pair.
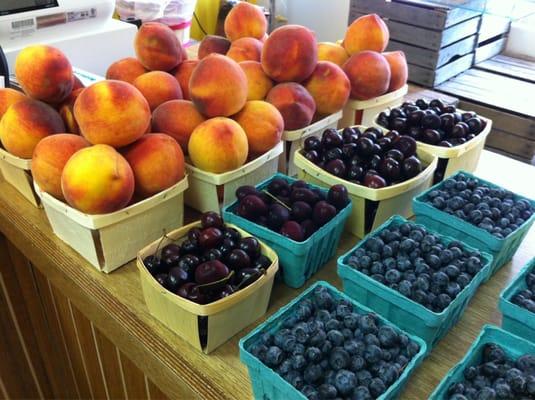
350,0 -> 482,87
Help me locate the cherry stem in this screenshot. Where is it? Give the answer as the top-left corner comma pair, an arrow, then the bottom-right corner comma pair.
262,189 -> 291,211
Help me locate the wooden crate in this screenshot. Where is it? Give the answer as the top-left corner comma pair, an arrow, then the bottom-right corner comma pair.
408,53 -> 475,87
0,148 -> 40,207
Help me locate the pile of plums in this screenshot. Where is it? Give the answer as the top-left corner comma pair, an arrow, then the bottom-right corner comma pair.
302,127 -> 424,189
248,285 -> 421,399
424,173 -> 534,238
512,268 -> 535,313
142,212 -> 272,304
376,98 -> 487,147
232,179 -> 350,242
446,342 -> 535,399
346,220 -> 486,313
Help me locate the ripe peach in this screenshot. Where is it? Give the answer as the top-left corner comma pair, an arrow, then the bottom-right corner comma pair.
189,54 -> 247,117
152,100 -> 206,153
234,101 -> 283,154
59,88 -> 84,134
74,80 -> 151,147
188,117 -> 248,173
261,25 -> 318,83
227,37 -> 262,62
239,61 -> 273,100
344,14 -> 389,55
317,42 -> 349,67
0,88 -> 27,119
0,99 -> 65,159
303,61 -> 350,115
173,60 -> 199,100
266,83 -> 316,130
383,51 -> 408,92
15,44 -> 73,104
134,22 -> 184,71
106,57 -> 147,84
31,134 -> 90,200
198,35 -> 231,59
122,134 -> 185,197
61,144 -> 134,214
224,2 -> 267,42
343,51 -> 391,100
133,71 -> 183,111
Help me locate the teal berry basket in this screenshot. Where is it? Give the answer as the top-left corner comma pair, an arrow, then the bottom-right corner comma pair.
222,173 -> 352,289
337,215 -> 493,351
499,257 -> 535,343
429,325 -> 535,399
239,281 -> 427,400
413,170 -> 535,278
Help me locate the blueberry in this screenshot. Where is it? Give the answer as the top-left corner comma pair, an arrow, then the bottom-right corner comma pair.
364,333 -> 380,347
494,382 -> 512,398
382,245 -> 394,258
285,370 -> 304,390
314,287 -> 335,310
378,325 -> 399,347
327,330 -> 345,347
457,273 -> 472,288
427,254 -> 442,270
277,359 -> 292,375
397,257 -> 412,272
305,346 -> 322,362
397,355 -> 409,367
303,364 -> 323,384
350,356 -> 366,372
409,229 -> 424,242
435,293 -> 452,310
433,196 -> 446,209
334,369 -> 357,396
316,310 -> 331,323
280,334 -> 297,352
369,377 -> 386,397
483,343 -> 506,363
274,329 -> 291,348
476,387 -> 496,400
291,354 -> 306,370
385,269 -> 402,284
309,330 -> 327,346
329,347 -> 350,370
516,354 -> 535,374
301,385 -> 320,400
318,383 -> 338,399
464,366 -> 478,380
264,346 -> 283,367
250,343 -> 268,359
406,340 -> 420,357
321,340 -> 333,355
344,313 -> 360,330
356,370 -> 373,388
412,289 -> 428,305
433,271 -> 450,286
292,343 -> 306,355
351,386 -> 372,400
336,303 -> 352,318
293,322 -> 310,344
364,345 -> 382,364
326,319 -> 342,331
342,328 -> 354,340
370,261 -> 385,275
446,282 -> 462,298
466,256 -> 482,275
399,280 -> 412,297
359,314 -> 378,334
365,236 -> 385,254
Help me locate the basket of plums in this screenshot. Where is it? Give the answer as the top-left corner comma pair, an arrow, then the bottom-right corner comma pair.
414,171 -> 535,276
375,98 -> 492,183
240,281 -> 427,400
222,173 -> 352,288
338,215 -> 493,349
499,257 -> 535,343
293,125 -> 437,238
430,325 -> 535,400
137,212 -> 279,353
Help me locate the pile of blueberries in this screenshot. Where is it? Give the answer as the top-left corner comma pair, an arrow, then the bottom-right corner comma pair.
446,343 -> 535,399
345,220 -> 486,313
248,285 -> 421,400
424,173 -> 534,239
512,267 -> 535,313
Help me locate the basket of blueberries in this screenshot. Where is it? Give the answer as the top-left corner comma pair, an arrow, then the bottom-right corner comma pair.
337,215 -> 493,350
429,325 -> 535,399
499,257 -> 535,344
413,171 -> 535,276
239,281 -> 427,400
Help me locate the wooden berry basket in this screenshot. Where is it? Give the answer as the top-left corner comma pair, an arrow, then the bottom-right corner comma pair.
184,141 -> 283,213
339,84 -> 408,129
0,147 -> 40,206
279,111 -> 343,177
35,177 -> 188,273
137,221 -> 279,354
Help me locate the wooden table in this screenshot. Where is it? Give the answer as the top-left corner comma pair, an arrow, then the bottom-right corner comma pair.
0,150 -> 533,400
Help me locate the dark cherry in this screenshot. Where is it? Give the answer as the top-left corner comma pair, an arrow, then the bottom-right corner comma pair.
195,260 -> 230,284
362,131 -> 378,142
180,239 -> 198,255
466,117 -> 483,134
371,143 -> 382,155
347,165 -> 365,181
161,243 -> 181,259
342,143 -> 358,160
165,267 -> 188,291
312,201 -> 337,226
385,148 -> 404,163
368,154 -> 382,171
253,254 -> 272,269
267,203 -> 290,230
267,178 -> 290,195
389,108 -> 406,119
325,159 -> 346,178
227,249 -> 251,270
327,184 -> 349,210
199,227 -> 223,249
342,127 -> 357,142
291,201 -> 312,222
321,128 -> 343,149
438,140 -> 452,147
217,239 -> 234,257
393,136 -> 417,157
379,157 -> 401,181
422,129 -> 441,145
187,227 -> 202,244
235,268 -> 263,288
366,126 -> 383,138
154,273 -> 168,287
312,188 -> 326,202
187,285 -> 209,304
304,136 -> 322,152
377,136 -> 392,150
403,104 -> 419,114
407,110 -> 425,126
407,126 -> 422,140
241,195 -> 268,219
223,227 -> 241,242
364,173 -> 387,189
323,147 -> 343,162
143,255 -> 161,275
440,113 -> 456,133
415,98 -> 429,109
461,111 -> 476,122
280,220 -> 305,241
176,282 -> 196,299
442,105 -> 457,114
305,150 -> 320,164
377,112 -> 390,128
349,155 -> 365,169
421,112 -> 441,129
429,99 -> 445,111
290,188 -> 316,205
356,137 -> 375,157
465,133 -> 476,141
239,237 -> 261,260
218,284 -> 236,299
402,100 -> 416,108
291,180 -> 308,191
402,156 -> 422,179
385,130 -> 401,143
162,253 -> 180,269
201,211 -> 224,229
430,106 -> 442,115
453,111 -> 463,123
178,254 -> 201,274
450,122 -> 469,138
300,219 -> 317,239
235,185 -> 258,201
204,248 -> 223,261
389,117 -> 407,134
457,137 -> 467,144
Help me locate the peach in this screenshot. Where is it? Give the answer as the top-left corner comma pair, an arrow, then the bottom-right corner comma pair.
239,61 -> 273,100
133,71 -> 183,111
266,83 -> 316,130
122,133 -> 185,197
31,134 -> 90,200
134,22 -> 184,71
0,99 -> 65,159
383,51 -> 408,92
59,88 -> 84,134
224,2 -> 267,42
344,14 -> 389,55
188,117 -> 248,173
226,37 -> 262,62
106,57 -> 147,84
152,100 -> 206,153
0,88 -> 27,119
343,51 -> 391,100
189,54 -> 247,117
233,101 -> 283,154
74,80 -> 151,147
61,144 -> 134,214
317,42 -> 349,67
72,75 -> 85,90
261,25 -> 318,83
198,35 -> 231,59
15,45 -> 73,104
303,61 -> 350,115
173,60 -> 199,100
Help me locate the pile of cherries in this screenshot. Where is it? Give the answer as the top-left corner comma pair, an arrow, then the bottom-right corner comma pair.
143,212 -> 272,305
302,127 -> 424,189
232,179 -> 350,242
376,98 -> 487,147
